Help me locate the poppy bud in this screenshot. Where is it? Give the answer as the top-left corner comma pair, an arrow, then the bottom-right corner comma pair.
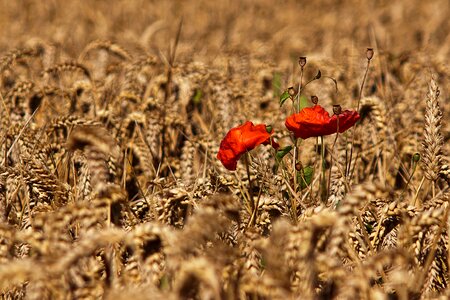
295,163 -> 302,171
288,86 -> 296,97
332,104 -> 342,115
265,125 -> 273,133
311,95 -> 318,105
366,48 -> 374,61
412,152 -> 421,163
299,56 -> 307,68
315,70 -> 321,79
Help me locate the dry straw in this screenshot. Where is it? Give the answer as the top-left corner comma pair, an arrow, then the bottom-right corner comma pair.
0,1 -> 449,299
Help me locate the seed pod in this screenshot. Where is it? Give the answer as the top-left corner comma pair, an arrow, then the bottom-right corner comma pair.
315,69 -> 321,79
366,48 -> 374,60
333,104 -> 342,115
288,86 -> 296,97
311,95 -> 318,105
299,56 -> 307,68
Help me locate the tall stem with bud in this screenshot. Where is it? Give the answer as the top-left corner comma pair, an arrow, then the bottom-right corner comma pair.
244,152 -> 257,227
327,105 -> 341,200
291,57 -> 306,222
297,56 -> 307,113
347,48 -> 374,178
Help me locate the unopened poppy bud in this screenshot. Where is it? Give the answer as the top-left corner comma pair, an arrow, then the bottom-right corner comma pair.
412,152 -> 421,163
288,86 -> 296,97
311,95 -> 318,105
299,56 -> 307,68
315,70 -> 321,79
265,125 -> 273,133
332,104 -> 342,115
366,48 -> 374,60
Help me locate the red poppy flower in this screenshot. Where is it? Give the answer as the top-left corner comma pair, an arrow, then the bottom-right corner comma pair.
217,121 -> 279,170
285,105 -> 360,139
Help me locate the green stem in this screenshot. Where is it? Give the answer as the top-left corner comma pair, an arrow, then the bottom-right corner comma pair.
347,58 -> 371,178
297,66 -> 304,113
320,136 -> 327,202
244,153 -> 257,227
327,118 -> 340,201
292,139 -> 298,223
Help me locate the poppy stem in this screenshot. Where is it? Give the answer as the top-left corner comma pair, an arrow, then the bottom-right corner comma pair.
291,139 -> 299,223
297,66 -> 304,113
320,136 -> 327,202
244,152 -> 256,226
347,53 -> 372,178
357,61 -> 371,113
327,118 -> 340,201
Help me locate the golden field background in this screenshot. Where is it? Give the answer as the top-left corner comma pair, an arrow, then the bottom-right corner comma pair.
0,0 -> 449,299
1,0 -> 449,61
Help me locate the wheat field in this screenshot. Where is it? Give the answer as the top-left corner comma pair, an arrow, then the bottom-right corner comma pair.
0,0 -> 449,299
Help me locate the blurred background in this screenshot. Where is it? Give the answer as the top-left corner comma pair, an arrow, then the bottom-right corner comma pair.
0,0 -> 448,65
0,2 -> 449,298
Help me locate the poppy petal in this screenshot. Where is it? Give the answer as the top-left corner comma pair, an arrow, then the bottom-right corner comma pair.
285,105 -> 360,139
217,121 -> 279,170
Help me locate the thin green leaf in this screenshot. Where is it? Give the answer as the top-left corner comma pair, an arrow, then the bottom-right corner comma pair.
273,145 -> 293,173
297,165 -> 313,190
279,90 -> 290,107
276,145 -> 293,162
